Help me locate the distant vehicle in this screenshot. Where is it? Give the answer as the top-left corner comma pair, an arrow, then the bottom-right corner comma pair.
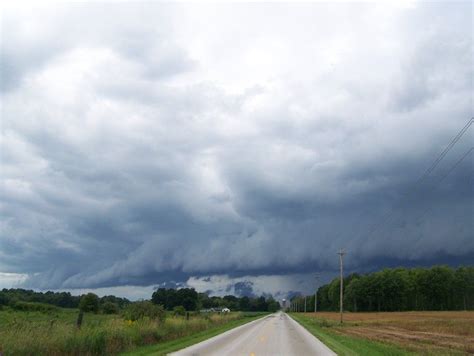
221,308 -> 230,313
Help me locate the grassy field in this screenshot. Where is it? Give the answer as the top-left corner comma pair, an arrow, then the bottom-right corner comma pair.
291,311 -> 474,355
0,305 -> 266,355
122,313 -> 267,355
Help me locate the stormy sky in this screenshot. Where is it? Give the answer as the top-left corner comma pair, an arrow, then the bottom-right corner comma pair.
1,1 -> 473,300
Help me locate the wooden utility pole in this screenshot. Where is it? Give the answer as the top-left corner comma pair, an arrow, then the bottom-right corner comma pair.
76,310 -> 84,329
337,249 -> 346,324
315,274 -> 320,313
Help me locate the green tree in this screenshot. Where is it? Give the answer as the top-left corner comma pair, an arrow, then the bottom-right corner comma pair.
151,288 -> 170,309
345,277 -> 362,312
79,293 -> 99,313
177,288 -> 198,311
422,266 -> 454,310
266,297 -> 280,312
239,296 -> 250,311
223,295 -> 239,310
101,301 -> 119,314
327,278 -> 341,311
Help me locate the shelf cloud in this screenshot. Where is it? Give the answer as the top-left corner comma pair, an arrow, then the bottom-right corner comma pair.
1,1 -> 472,298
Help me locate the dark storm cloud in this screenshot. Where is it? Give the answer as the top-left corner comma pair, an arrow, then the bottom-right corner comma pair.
0,2 -> 472,294
233,282 -> 255,298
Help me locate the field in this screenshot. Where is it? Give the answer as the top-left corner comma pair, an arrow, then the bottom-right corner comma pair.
291,311 -> 474,355
0,306 -> 266,355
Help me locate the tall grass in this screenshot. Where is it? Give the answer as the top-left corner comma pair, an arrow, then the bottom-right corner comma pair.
0,308 -> 244,355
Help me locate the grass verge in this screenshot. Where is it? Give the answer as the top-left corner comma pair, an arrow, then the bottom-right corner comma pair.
289,313 -> 413,356
122,313 -> 268,355
0,307 -> 267,355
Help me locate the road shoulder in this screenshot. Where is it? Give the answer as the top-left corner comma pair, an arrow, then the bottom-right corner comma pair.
121,313 -> 269,356
285,313 -> 337,355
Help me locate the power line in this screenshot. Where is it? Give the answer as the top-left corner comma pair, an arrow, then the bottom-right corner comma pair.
383,145 -> 474,235
413,146 -> 473,225
433,146 -> 473,185
418,118 -> 473,181
361,117 -> 473,240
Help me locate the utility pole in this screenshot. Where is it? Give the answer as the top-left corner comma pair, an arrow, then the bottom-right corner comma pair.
304,296 -> 307,313
337,249 -> 346,324
315,273 -> 320,313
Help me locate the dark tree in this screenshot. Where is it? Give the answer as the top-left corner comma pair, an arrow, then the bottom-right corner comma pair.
294,265 -> 474,313
79,293 -> 99,313
101,301 -> 119,314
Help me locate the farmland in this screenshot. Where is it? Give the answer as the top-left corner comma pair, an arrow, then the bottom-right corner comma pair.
291,311 -> 474,355
0,305 -> 265,355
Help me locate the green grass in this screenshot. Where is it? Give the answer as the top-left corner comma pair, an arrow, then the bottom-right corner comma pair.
289,313 -> 413,356
123,312 -> 268,355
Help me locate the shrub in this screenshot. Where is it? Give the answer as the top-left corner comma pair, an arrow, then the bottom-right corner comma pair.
102,301 -> 119,314
11,301 -> 58,313
0,292 -> 9,306
79,293 -> 100,313
123,301 -> 166,322
173,305 -> 186,316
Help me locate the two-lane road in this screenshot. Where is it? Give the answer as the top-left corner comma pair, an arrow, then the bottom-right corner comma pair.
170,312 -> 336,356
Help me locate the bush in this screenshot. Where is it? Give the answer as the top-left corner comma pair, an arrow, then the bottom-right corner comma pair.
0,292 -> 9,306
102,301 -> 119,314
123,301 -> 166,322
11,301 -> 58,312
173,305 -> 186,316
79,293 -> 100,313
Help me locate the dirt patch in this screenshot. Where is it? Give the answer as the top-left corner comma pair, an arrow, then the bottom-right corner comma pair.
306,311 -> 474,354
340,326 -> 472,354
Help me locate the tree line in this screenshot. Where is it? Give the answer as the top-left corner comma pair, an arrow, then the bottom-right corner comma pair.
151,288 -> 280,312
0,288 -> 131,312
0,287 -> 280,313
291,265 -> 474,312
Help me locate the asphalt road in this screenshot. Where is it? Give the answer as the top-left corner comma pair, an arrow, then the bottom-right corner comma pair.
170,312 -> 336,356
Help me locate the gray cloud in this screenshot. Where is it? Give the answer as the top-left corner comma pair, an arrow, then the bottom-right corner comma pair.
0,2 -> 472,296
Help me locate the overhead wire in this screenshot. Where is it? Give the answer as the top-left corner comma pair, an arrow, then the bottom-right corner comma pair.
359,117 -> 473,240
